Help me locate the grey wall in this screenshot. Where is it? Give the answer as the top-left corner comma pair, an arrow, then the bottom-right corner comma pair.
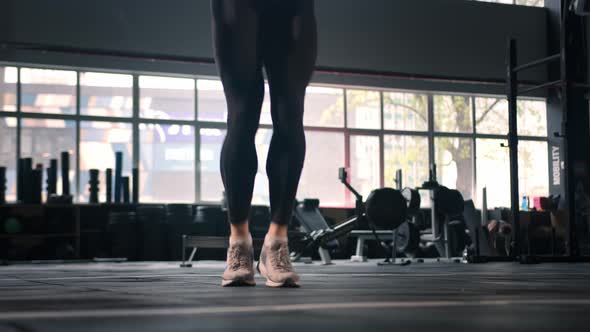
0,0 -> 548,94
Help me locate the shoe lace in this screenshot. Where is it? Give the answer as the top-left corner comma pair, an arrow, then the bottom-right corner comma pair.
269,243 -> 293,273
228,244 -> 251,271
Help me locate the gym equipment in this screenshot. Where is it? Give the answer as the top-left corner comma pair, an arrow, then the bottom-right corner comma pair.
292,199 -> 338,264
194,205 -> 224,236
122,176 -> 130,203
395,221 -> 421,257
434,186 -> 464,217
54,243 -> 76,260
506,8 -> 590,262
30,168 -> 42,204
180,235 -> 265,268
60,152 -> 70,197
132,167 -> 139,204
16,159 -> 22,203
167,204 -> 193,222
88,169 -> 99,203
0,166 -> 6,205
41,152 -> 72,204
105,168 -> 112,203
3,217 -> 22,234
17,158 -> 26,203
573,0 -> 590,15
186,204 -> 253,265
413,165 -> 467,259
350,222 -> 420,262
114,152 -> 122,203
394,169 -> 403,190
249,205 -> 270,239
46,159 -> 58,198
291,167 -> 408,264
365,188 -> 407,231
137,205 -> 167,261
107,211 -> 138,260
19,158 -> 32,204
401,187 -> 421,217
167,204 -> 195,260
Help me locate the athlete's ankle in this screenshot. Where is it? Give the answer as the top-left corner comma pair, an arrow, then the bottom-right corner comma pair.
229,233 -> 252,243
230,222 -> 251,240
266,223 -> 288,239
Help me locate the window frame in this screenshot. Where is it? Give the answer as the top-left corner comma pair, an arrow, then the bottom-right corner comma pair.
0,62 -> 550,207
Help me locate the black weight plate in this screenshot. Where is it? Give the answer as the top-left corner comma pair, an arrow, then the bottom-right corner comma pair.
395,221 -> 420,255
365,188 -> 407,230
435,187 -> 464,217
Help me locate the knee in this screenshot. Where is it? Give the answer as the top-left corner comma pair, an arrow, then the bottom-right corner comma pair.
273,119 -> 305,154
273,94 -> 305,133
226,83 -> 264,113
226,88 -> 264,133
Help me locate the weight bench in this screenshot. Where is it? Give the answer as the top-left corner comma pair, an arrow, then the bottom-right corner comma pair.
180,234 -> 332,267
349,230 -> 394,262
179,235 -> 265,268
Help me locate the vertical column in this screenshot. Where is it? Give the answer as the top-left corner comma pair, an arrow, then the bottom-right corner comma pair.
561,5 -> 588,257
16,67 -> 21,202
471,97 -> 478,204
427,95 -> 435,172
379,91 -> 385,188
132,75 -> 140,203
343,89 -> 351,205
75,72 -> 81,202
194,80 -> 201,203
507,38 -> 520,257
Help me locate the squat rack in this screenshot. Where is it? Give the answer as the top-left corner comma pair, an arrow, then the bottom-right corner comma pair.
505,1 -> 590,263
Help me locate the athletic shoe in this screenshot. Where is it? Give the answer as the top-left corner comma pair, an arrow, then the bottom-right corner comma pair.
222,236 -> 256,287
257,235 -> 300,288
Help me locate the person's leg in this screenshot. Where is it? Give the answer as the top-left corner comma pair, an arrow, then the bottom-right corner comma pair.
211,0 -> 263,286
265,0 -> 317,232
212,0 -> 264,237
257,0 -> 317,288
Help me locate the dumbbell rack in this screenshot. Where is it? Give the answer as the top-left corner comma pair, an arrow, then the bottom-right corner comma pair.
0,203 -> 81,261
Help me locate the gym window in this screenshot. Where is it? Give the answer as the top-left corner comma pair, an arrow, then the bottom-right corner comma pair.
0,64 -> 550,209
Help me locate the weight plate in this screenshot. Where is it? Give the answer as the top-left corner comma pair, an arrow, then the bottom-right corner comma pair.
366,188 -> 407,230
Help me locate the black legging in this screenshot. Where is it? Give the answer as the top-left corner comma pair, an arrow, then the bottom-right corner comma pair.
211,0 -> 317,225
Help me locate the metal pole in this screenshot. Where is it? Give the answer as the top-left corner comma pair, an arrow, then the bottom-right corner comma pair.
560,4 -> 580,257
507,38 -> 521,258
518,80 -> 562,95
16,67 -> 21,202
513,54 -> 561,73
431,188 -> 438,244
444,217 -> 450,259
132,75 -> 140,202
75,72 -> 81,202
391,228 -> 398,264
395,169 -> 402,190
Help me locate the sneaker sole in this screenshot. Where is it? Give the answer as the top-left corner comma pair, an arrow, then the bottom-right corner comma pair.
257,262 -> 300,288
221,278 -> 256,287
265,278 -> 300,288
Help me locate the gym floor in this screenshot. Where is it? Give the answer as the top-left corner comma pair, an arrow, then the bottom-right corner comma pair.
1,261 -> 590,331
